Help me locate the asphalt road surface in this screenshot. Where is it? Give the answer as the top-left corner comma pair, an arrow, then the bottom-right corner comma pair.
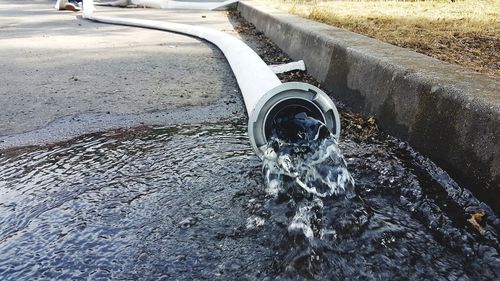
0,0 -> 242,148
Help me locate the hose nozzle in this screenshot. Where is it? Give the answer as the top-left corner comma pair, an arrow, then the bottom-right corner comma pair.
248,82 -> 341,158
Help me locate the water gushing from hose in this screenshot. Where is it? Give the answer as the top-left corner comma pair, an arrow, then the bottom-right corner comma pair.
82,0 -> 350,243
262,113 -> 355,241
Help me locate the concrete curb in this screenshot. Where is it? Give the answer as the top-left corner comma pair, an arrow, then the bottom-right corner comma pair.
238,1 -> 499,206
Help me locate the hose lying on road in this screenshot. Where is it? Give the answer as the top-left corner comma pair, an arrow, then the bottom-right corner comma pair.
82,0 -> 341,157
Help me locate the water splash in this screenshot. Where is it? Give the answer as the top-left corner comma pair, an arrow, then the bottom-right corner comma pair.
262,113 -> 355,241
259,113 -> 499,279
287,198 -> 323,242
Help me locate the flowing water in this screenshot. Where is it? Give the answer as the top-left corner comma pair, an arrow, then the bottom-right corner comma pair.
0,119 -> 498,280
262,113 -> 356,243
262,113 -> 499,280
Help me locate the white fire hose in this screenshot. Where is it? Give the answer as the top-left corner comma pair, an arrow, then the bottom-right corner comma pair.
95,0 -> 238,10
82,0 -> 341,157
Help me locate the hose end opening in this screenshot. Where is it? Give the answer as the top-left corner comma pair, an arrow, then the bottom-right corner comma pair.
248,82 -> 341,158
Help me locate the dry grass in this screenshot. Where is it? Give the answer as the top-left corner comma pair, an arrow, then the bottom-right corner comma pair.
263,0 -> 500,77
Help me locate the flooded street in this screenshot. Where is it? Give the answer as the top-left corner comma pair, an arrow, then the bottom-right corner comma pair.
1,119 -> 498,280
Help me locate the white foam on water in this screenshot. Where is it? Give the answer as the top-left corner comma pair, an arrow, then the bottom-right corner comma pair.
261,115 -> 355,241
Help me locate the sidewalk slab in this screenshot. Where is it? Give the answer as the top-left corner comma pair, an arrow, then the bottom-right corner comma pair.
238,1 -> 500,205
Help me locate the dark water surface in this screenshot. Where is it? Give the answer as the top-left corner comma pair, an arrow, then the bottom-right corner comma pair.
0,120 -> 498,280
